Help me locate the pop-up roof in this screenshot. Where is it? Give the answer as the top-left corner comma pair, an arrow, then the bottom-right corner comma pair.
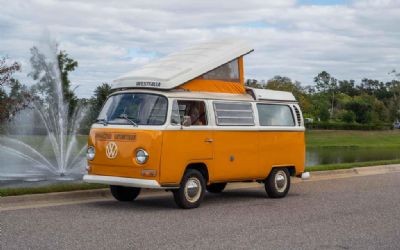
113,40 -> 254,94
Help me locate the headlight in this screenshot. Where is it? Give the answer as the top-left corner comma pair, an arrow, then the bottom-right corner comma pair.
135,149 -> 149,164
87,146 -> 95,161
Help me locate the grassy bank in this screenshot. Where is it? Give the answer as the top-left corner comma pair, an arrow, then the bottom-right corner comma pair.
0,183 -> 106,197
306,130 -> 400,148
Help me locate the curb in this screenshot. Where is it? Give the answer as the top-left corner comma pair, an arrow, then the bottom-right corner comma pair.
0,188 -> 110,205
309,164 -> 400,177
1,164 -> 400,209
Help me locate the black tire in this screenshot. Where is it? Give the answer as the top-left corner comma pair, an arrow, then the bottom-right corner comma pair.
206,183 -> 227,193
173,169 -> 206,209
110,185 -> 141,202
264,168 -> 290,198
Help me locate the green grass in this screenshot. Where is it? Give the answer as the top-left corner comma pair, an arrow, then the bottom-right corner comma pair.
0,183 -> 107,197
306,130 -> 400,148
306,159 -> 400,172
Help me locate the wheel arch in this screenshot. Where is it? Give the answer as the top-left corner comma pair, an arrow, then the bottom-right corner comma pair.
185,162 -> 209,183
269,165 -> 296,178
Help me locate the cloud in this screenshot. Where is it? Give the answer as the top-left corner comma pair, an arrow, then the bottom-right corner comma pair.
0,0 -> 399,97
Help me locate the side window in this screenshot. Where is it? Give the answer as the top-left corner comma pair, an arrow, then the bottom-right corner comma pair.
257,104 -> 295,126
170,100 -> 208,126
214,102 -> 254,126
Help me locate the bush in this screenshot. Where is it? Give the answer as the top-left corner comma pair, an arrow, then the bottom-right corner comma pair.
341,111 -> 356,123
306,121 -> 392,130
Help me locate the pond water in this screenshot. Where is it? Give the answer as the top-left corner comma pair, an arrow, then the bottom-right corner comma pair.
306,147 -> 400,167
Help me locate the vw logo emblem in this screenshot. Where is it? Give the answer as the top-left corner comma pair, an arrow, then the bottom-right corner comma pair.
106,142 -> 118,159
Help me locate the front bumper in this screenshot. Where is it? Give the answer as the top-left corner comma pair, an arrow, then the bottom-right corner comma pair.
83,174 -> 163,189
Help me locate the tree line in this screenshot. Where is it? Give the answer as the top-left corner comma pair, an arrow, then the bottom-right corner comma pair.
246,71 -> 400,125
1,47 -> 400,133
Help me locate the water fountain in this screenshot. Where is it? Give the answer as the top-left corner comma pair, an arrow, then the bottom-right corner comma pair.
0,43 -> 87,183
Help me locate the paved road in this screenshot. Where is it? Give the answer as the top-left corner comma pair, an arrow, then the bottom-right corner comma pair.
1,173 -> 400,250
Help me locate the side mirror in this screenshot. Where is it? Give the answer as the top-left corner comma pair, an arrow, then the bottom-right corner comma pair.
182,116 -> 191,127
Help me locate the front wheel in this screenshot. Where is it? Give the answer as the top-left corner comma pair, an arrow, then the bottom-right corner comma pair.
173,169 -> 206,209
264,168 -> 290,198
110,185 -> 141,201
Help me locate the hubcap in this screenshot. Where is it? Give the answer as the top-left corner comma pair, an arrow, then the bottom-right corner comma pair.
274,170 -> 287,193
184,177 -> 201,203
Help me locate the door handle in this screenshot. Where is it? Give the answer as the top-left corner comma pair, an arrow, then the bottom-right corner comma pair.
204,138 -> 214,143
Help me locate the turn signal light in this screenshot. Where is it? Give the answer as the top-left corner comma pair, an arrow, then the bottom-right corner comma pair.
141,170 -> 157,177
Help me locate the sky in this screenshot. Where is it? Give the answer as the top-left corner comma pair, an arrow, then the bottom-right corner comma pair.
1,0 -> 399,98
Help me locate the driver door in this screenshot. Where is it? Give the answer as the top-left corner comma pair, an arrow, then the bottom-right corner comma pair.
160,99 -> 213,184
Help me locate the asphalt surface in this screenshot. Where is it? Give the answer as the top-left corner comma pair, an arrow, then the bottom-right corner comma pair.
1,173 -> 400,250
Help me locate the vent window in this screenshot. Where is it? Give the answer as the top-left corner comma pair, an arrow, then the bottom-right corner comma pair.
293,105 -> 302,126
214,102 -> 254,126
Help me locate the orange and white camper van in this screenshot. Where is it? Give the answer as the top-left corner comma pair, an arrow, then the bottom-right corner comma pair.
83,41 -> 306,209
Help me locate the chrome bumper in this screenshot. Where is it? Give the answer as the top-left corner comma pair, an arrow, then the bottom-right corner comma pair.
301,172 -> 310,180
83,174 -> 163,189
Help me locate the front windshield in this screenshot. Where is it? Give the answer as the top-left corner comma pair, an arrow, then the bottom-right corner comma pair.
97,93 -> 168,125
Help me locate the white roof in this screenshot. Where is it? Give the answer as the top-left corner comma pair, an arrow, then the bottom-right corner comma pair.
247,88 -> 297,102
113,40 -> 253,90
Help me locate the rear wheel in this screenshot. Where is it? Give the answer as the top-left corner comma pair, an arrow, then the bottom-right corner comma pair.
206,183 -> 227,193
110,185 -> 141,201
173,169 -> 206,209
264,168 -> 290,198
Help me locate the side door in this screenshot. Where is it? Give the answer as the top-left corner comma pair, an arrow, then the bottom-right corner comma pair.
160,99 -> 213,184
211,101 -> 260,181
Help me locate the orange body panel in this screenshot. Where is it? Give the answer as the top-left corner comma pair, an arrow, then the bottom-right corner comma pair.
258,131 -> 305,175
88,127 -> 305,186
88,128 -> 163,181
160,130 -> 213,184
211,131 -> 260,181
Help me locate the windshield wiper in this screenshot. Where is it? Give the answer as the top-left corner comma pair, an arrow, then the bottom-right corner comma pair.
96,118 -> 108,126
119,114 -> 138,127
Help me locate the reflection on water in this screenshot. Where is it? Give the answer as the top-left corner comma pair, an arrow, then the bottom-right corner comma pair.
306,147 -> 400,167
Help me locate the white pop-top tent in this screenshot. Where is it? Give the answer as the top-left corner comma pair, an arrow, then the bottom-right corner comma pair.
113,40 -> 253,91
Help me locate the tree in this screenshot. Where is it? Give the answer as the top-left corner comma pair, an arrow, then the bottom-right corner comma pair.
80,83 -> 113,133
29,47 -> 79,119
314,71 -> 338,119
358,78 -> 391,101
0,57 -> 32,123
0,57 -> 21,87
338,80 -> 359,97
91,83 -> 113,120
344,94 -> 388,124
58,51 -> 78,118
341,110 -> 356,123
